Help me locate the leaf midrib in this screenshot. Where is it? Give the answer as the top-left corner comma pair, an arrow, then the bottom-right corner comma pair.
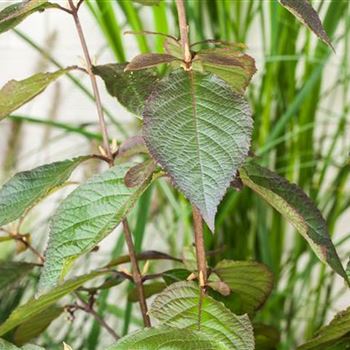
188,71 -> 208,217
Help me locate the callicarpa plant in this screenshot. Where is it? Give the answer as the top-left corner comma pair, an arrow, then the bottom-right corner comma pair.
0,0 -> 349,349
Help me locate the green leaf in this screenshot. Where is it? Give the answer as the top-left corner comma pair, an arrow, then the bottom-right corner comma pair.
0,338 -> 19,349
297,307 -> 350,350
38,163 -> 157,293
254,324 -> 280,350
0,271 -> 104,336
149,281 -> 255,349
240,160 -> 348,283
214,260 -> 273,314
0,338 -> 44,350
93,63 -> 158,117
0,69 -> 71,121
143,69 -> 252,230
162,268 -> 191,285
125,53 -> 179,71
13,305 -> 62,346
193,48 -> 257,93
128,282 -> 166,302
278,0 -> 333,50
0,261 -> 36,290
107,327 -> 229,350
182,245 -> 198,271
0,0 -> 58,35
163,37 -> 183,59
0,157 -> 88,227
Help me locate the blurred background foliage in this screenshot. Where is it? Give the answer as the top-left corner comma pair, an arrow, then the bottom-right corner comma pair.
1,0 -> 350,349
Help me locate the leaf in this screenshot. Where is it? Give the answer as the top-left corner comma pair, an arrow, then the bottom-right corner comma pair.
92,272 -> 127,291
149,281 -> 255,349
38,163 -> 157,293
163,37 -> 183,59
162,268 -> 192,285
106,250 -> 179,268
125,53 -> 179,71
93,63 -> 158,116
193,47 -> 257,93
240,160 -> 348,283
128,282 -> 166,302
0,0 -> 58,35
124,160 -> 156,188
182,245 -> 198,271
0,157 -> 88,226
0,338 -> 44,350
0,271 -> 104,336
297,307 -> 350,350
254,324 -> 280,350
116,136 -> 148,162
143,69 -> 253,231
207,280 -> 231,297
0,338 -> 19,349
278,0 -> 333,50
0,69 -> 71,121
0,261 -> 36,290
213,260 -> 273,314
107,327 -> 229,350
13,305 -> 63,346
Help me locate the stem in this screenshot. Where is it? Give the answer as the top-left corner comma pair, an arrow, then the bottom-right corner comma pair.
9,231 -> 45,264
192,205 -> 207,288
68,0 -> 113,162
192,205 -> 207,331
176,0 -> 207,328
75,294 -> 119,340
176,0 -> 208,286
176,0 -> 192,65
122,220 -> 151,327
68,0 -> 150,329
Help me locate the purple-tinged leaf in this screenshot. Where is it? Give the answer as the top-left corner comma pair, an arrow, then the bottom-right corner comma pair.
143,69 -> 252,231
116,136 -> 148,162
278,0 -> 334,50
193,47 -> 257,93
124,159 -> 156,188
93,63 -> 158,116
240,160 -> 348,283
125,53 -> 179,71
